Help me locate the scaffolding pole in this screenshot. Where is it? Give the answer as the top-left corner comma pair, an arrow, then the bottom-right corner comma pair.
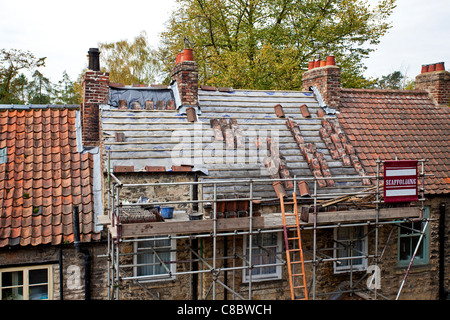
105,160 -> 430,301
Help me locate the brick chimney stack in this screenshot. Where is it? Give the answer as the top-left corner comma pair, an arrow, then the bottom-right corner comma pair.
171,48 -> 199,107
81,48 -> 109,147
415,62 -> 450,107
302,56 -> 341,110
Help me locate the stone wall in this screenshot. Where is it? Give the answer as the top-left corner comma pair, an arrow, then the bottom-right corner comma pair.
101,167 -> 447,300
0,242 -> 107,300
105,172 -> 196,211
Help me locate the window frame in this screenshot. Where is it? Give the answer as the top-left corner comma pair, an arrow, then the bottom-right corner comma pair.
397,207 -> 430,267
133,236 -> 177,282
0,265 -> 53,300
242,232 -> 283,283
333,226 -> 369,274
0,147 -> 7,164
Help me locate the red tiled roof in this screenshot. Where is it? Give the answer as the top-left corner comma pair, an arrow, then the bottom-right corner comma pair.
0,107 -> 100,247
337,89 -> 450,194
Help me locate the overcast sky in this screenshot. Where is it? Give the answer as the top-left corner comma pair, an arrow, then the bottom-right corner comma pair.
1,0 -> 449,84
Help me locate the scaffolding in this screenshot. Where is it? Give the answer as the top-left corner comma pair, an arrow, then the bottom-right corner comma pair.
104,158 -> 430,300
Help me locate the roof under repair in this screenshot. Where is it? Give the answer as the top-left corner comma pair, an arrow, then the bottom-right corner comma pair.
102,85 -> 370,201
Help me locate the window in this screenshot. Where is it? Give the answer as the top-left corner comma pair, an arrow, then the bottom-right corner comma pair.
0,147 -> 6,164
398,207 -> 429,267
334,226 -> 368,273
0,265 -> 53,300
243,232 -> 282,282
134,237 -> 176,281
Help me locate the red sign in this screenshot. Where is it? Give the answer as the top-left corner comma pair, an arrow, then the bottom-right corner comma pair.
383,160 -> 418,203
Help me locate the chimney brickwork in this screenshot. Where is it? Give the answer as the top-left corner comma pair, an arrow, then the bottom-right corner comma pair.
302,65 -> 341,110
415,65 -> 450,107
171,60 -> 199,106
82,49 -> 109,147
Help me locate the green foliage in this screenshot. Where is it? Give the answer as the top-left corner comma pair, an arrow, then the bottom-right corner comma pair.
159,0 -> 396,90
99,31 -> 160,85
0,49 -> 46,103
53,71 -> 81,104
0,49 -> 81,105
27,70 -> 52,104
373,70 -> 415,90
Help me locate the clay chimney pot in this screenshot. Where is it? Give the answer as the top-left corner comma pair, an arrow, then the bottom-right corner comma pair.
326,56 -> 336,66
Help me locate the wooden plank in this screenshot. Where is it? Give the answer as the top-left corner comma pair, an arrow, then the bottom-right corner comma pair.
97,215 -> 111,226
120,216 -> 265,237
308,207 -> 421,224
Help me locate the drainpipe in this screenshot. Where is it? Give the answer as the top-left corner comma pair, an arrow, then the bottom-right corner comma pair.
439,203 -> 447,300
223,236 -> 228,300
73,206 -> 92,300
191,172 -> 199,300
59,244 -> 64,300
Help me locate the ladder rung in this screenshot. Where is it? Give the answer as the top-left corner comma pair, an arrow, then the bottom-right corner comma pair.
283,202 -> 295,205
288,237 -> 299,240
292,273 -> 304,277
293,285 -> 305,289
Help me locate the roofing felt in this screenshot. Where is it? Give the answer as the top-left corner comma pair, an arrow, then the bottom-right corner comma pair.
337,88 -> 450,195
103,88 -> 369,200
0,106 -> 100,247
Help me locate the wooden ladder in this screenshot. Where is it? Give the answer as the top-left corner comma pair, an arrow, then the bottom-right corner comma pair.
280,193 -> 308,300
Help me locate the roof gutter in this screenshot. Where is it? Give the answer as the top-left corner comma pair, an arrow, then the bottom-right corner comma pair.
439,202 -> 448,300
73,206 -> 91,300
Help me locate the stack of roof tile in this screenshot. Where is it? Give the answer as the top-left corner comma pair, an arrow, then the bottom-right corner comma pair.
0,106 -> 100,247
338,89 -> 450,194
286,117 -> 333,187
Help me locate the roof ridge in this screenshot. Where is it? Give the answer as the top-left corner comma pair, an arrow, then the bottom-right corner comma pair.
0,104 -> 79,110
340,88 -> 429,95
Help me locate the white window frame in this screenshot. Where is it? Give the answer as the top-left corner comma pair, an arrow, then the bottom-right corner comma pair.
133,236 -> 176,282
243,232 -> 283,282
333,226 -> 368,274
0,265 -> 53,300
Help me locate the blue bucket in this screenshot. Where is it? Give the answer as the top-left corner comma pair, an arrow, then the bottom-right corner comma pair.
161,207 -> 174,219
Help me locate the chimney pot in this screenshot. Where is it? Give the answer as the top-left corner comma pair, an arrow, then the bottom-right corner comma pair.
436,62 -> 445,71
326,56 -> 336,66
314,60 -> 321,68
320,60 -> 326,67
421,65 -> 429,74
88,48 -> 100,71
182,48 -> 194,62
428,64 -> 436,72
308,61 -> 314,70
176,52 -> 184,64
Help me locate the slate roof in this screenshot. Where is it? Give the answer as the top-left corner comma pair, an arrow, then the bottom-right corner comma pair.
0,106 -> 101,247
103,87 -> 369,201
338,89 -> 450,195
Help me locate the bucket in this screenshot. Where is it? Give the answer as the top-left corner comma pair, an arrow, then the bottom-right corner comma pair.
161,207 -> 174,219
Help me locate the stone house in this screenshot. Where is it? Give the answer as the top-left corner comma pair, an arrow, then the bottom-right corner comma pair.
303,60 -> 450,299
97,49 -> 449,300
0,104 -> 107,300
0,48 -> 448,300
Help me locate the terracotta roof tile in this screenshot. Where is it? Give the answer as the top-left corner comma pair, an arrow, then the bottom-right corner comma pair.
0,107 -> 100,247
338,89 -> 450,194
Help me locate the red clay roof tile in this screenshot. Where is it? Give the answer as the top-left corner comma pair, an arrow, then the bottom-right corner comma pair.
338,89 -> 450,194
0,107 -> 100,247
